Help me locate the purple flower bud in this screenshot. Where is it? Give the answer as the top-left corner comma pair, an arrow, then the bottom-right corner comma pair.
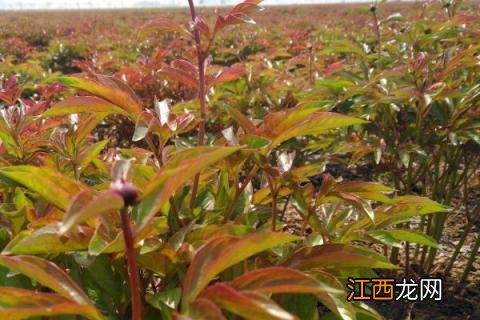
110,179 -> 139,206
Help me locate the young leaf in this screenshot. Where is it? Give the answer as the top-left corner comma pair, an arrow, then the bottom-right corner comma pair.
182,231 -> 298,306
159,65 -> 199,89
136,146 -> 242,233
60,191 -> 124,234
2,224 -> 92,255
368,229 -> 438,248
42,96 -> 129,118
285,244 -> 397,270
78,139 -> 110,174
214,0 -> 264,34
188,298 -> 226,320
139,17 -> 189,38
207,64 -> 245,88
271,112 -> 366,147
0,287 -> 104,320
332,181 -> 394,203
375,196 -> 448,227
230,267 -> 341,295
0,166 -> 88,210
57,76 -> 143,116
224,106 -> 260,135
201,283 -> 296,320
0,255 -> 95,305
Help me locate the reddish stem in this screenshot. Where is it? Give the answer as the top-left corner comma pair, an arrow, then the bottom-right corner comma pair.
267,176 -> 278,231
188,0 -> 207,210
120,207 -> 142,320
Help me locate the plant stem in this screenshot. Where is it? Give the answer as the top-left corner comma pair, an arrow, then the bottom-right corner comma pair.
145,134 -> 162,167
308,46 -> 314,85
460,234 -> 480,285
280,195 -> 291,220
370,4 -> 381,58
445,219 -> 473,276
188,0 -> 207,211
120,207 -> 141,320
267,176 -> 278,231
224,165 -> 259,222
413,216 -> 426,262
301,207 -> 313,236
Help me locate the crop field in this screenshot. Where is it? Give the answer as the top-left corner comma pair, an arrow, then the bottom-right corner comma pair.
0,1 -> 479,319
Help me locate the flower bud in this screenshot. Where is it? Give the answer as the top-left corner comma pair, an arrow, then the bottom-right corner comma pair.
110,179 -> 139,206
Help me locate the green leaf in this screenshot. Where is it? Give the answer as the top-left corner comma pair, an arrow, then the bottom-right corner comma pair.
201,283 -> 295,320
0,166 -> 88,210
146,287 -> 181,311
332,182 -> 394,203
231,267 -> 341,295
271,112 -> 366,147
136,146 -> 242,234
375,196 -> 448,227
182,231 -> 298,307
285,244 -> 397,270
275,294 -> 319,320
187,298 -> 226,320
57,75 -> 142,116
0,287 -> 104,320
88,221 -> 123,256
342,196 -> 448,240
78,139 -> 110,174
368,229 -> 438,248
60,191 -> 124,234
42,96 -> 129,118
138,248 -> 176,277
2,224 -> 92,255
224,106 -> 260,135
0,255 -> 95,306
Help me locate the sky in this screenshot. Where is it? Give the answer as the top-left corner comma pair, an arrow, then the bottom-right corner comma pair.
0,0 -> 373,10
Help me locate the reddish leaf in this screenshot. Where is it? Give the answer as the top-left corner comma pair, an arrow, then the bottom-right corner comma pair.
285,244 -> 397,270
58,75 -> 143,116
182,231 -> 298,306
159,66 -> 199,89
269,111 -> 366,147
201,283 -> 296,320
214,0 -> 264,34
0,75 -> 23,105
139,17 -> 189,38
323,60 -> 345,76
194,16 -> 211,39
188,298 -> 226,320
43,96 -> 129,118
60,190 -> 124,234
207,64 -> 245,88
230,267 -> 339,295
453,14 -> 480,23
0,255 -> 95,305
171,59 -> 199,76
0,287 -> 104,320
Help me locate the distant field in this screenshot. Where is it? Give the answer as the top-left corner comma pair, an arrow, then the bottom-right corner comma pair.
0,2 -> 442,84
0,1 -> 479,319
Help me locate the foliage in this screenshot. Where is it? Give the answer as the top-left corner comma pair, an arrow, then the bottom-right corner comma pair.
0,1 -> 478,319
